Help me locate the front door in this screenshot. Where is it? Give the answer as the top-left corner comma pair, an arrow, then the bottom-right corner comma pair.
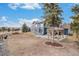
64,29 -> 68,35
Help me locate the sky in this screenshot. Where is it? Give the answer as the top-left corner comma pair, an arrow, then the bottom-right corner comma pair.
0,3 -> 75,27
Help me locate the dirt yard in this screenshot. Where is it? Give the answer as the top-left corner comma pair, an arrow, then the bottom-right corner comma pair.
5,32 -> 79,56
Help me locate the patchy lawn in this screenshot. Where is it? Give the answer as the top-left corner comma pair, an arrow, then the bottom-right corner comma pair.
6,32 -> 79,56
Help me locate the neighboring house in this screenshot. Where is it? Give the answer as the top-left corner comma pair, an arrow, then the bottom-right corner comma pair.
31,21 -> 47,35
63,24 -> 71,35
31,21 -> 71,35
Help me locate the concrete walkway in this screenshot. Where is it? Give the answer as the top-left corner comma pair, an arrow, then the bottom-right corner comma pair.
35,35 -> 67,41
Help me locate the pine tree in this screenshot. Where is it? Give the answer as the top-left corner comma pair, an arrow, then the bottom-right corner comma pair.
71,4 -> 79,40
43,3 -> 63,27
22,23 -> 29,32
43,3 -> 63,42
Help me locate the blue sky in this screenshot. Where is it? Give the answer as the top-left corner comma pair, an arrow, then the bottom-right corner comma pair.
0,3 -> 75,27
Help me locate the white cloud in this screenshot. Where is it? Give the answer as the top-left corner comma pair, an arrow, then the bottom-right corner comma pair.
20,3 -> 41,9
0,16 -> 20,27
8,3 -> 20,10
19,18 -> 32,27
18,18 -> 40,27
0,21 -> 20,27
0,16 -> 40,27
0,16 -> 8,22
32,18 -> 40,21
8,3 -> 41,10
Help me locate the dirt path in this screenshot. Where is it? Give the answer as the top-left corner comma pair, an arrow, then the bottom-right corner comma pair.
6,32 -> 79,56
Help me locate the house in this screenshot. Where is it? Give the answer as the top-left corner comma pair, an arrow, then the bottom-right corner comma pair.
31,21 -> 47,35
31,21 -> 71,36
63,24 -> 71,35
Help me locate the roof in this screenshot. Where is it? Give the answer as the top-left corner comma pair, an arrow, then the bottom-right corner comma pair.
32,21 -> 43,24
48,27 -> 64,30
63,24 -> 70,29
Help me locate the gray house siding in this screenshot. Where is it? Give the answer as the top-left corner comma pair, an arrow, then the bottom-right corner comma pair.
31,21 -> 47,35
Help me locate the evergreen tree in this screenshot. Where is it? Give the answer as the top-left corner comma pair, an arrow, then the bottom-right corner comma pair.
43,3 -> 63,42
43,3 -> 63,27
71,4 -> 79,40
22,23 -> 29,32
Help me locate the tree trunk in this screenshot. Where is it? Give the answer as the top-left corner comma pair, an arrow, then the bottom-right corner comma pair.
52,29 -> 55,43
76,31 -> 79,41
